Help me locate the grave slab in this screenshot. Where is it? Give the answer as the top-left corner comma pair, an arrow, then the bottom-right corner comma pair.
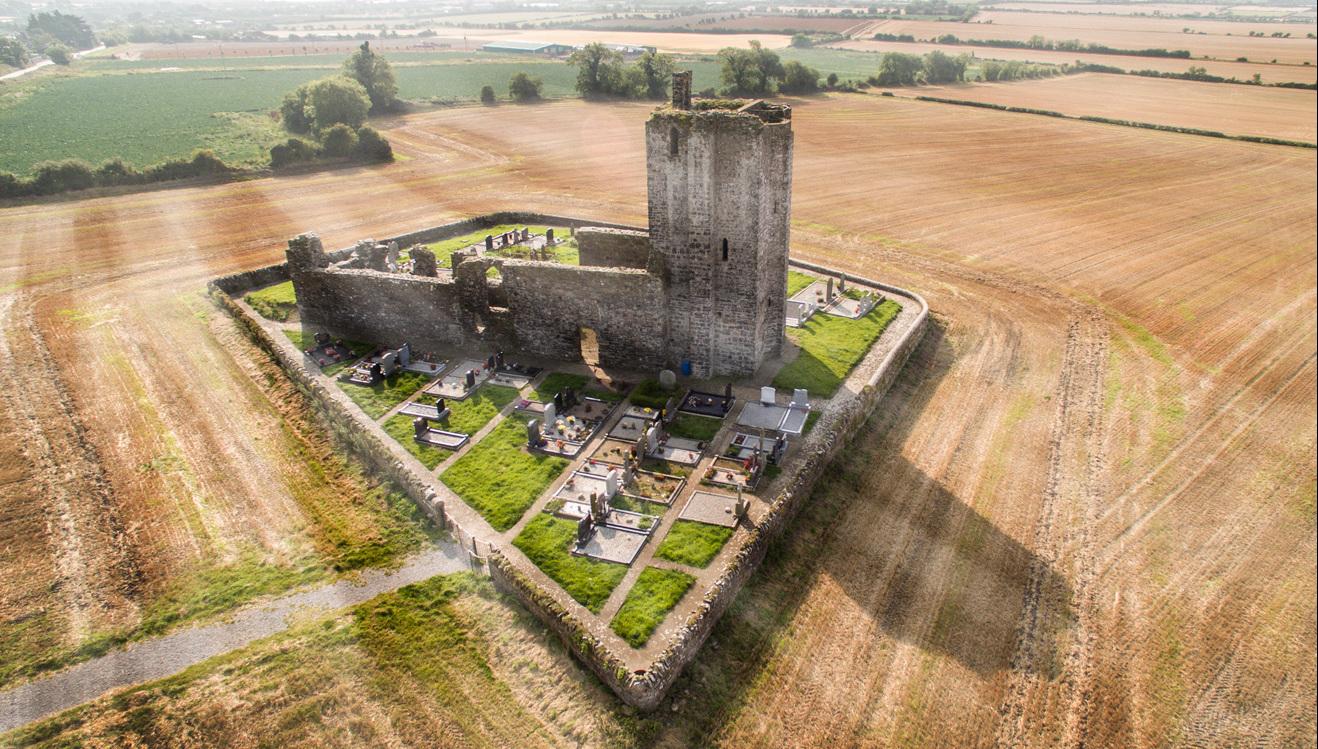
577,526 -> 648,565
679,491 -> 741,528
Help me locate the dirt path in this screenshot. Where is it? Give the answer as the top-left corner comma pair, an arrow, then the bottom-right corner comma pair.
0,541 -> 470,735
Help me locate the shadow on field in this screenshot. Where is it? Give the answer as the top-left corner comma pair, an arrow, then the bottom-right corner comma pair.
647,318 -> 1073,743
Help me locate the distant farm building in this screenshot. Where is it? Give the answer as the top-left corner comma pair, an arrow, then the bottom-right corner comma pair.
480,40 -> 574,55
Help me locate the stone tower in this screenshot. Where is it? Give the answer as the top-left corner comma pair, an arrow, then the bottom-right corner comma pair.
646,76 -> 793,378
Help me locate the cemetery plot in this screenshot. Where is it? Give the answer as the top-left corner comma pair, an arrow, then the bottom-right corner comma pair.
337,370 -> 435,419
577,524 -> 650,565
737,386 -> 812,436
679,491 -> 744,529
628,380 -> 681,411
441,419 -> 570,531
702,456 -> 763,491
725,432 -> 787,462
511,515 -> 627,613
425,225 -> 576,268
622,469 -> 684,505
589,438 -> 638,466
525,386 -> 617,458
790,277 -> 882,320
664,413 -> 726,443
609,567 -> 697,648
424,358 -> 493,400
678,388 -> 735,418
609,413 -> 653,441
293,331 -> 369,374
646,435 -> 703,466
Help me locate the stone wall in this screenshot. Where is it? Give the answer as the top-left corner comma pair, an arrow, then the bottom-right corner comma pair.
576,227 -> 652,269
500,261 -> 668,370
292,266 -> 470,351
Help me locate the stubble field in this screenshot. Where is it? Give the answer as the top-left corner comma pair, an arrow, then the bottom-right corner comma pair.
0,92 -> 1313,747
913,71 -> 1318,141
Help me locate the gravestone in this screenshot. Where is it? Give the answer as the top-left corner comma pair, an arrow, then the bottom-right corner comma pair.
542,401 -> 557,428
826,277 -> 835,302
413,417 -> 428,441
658,369 -> 677,389
386,241 -> 400,267
645,424 -> 661,454
590,492 -> 608,523
724,381 -> 733,400
485,235 -> 494,252
838,273 -> 847,291
760,386 -> 776,405
546,228 -> 554,244
314,331 -> 331,347
792,388 -> 809,408
380,350 -> 398,376
496,350 -> 505,369
605,469 -> 620,499
576,514 -> 593,546
527,418 -> 542,447
465,369 -> 476,389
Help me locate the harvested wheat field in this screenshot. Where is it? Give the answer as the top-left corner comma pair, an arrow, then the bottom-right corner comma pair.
831,38 -> 1318,83
863,18 -> 1318,64
915,71 -> 1318,142
976,9 -> 1318,37
0,95 -> 1314,747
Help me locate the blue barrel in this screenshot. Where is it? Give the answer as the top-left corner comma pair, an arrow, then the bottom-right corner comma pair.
680,360 -> 693,377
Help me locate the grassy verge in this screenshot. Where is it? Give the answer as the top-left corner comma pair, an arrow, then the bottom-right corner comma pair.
244,280 -> 297,321
512,515 -> 627,613
786,270 -> 815,297
610,567 -> 696,648
655,520 -> 734,568
630,379 -> 678,410
441,419 -> 569,531
773,299 -> 900,397
666,413 -> 724,442
337,369 -> 433,419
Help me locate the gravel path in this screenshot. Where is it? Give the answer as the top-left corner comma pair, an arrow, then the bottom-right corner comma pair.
0,542 -> 470,735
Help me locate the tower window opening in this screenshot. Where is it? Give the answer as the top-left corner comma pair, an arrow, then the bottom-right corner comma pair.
721,238 -> 729,261
669,127 -> 680,158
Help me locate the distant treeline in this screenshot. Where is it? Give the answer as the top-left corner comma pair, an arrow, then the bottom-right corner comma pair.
913,95 -> 1317,148
1072,62 -> 1318,90
883,31 -> 1194,59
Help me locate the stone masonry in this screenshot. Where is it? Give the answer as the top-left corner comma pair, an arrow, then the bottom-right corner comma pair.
285,74 -> 793,378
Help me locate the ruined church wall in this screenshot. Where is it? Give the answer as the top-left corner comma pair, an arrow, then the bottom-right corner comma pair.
294,268 -> 469,351
500,262 -> 669,370
576,227 -> 652,269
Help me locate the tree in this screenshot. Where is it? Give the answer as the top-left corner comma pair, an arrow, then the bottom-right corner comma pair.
355,126 -> 394,162
508,71 -> 543,102
634,49 -> 675,100
791,33 -> 814,48
280,87 -> 314,133
26,11 -> 95,50
779,60 -> 821,94
718,41 -> 784,96
306,76 -> 371,130
922,50 -> 967,83
342,41 -> 398,113
872,52 -> 923,86
568,42 -> 624,97
480,84 -> 496,104
0,37 -> 29,68
270,138 -> 318,169
46,44 -> 71,65
826,72 -> 839,88
322,124 -> 358,157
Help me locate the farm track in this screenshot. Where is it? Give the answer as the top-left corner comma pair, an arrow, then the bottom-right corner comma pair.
0,95 -> 1313,746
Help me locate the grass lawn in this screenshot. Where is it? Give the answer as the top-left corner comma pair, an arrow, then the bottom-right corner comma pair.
244,280 -> 297,321
610,567 -> 696,648
441,419 -> 569,531
512,515 -> 627,612
337,370 -> 433,419
786,270 -> 815,297
425,225 -> 573,267
655,520 -> 734,568
529,372 -> 589,402
772,299 -> 901,397
380,385 -> 519,470
666,413 -> 724,442
630,379 -> 679,410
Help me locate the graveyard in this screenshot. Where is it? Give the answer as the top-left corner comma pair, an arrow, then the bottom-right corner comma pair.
214,78 -> 929,707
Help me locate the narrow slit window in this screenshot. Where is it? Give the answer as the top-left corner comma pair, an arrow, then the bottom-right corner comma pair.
721,238 -> 729,261
669,127 -> 680,157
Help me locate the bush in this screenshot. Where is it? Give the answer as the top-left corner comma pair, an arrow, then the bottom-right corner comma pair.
508,71 -> 543,102
46,44 -> 71,65
0,172 -> 28,199
30,160 -> 95,195
306,76 -> 371,130
0,37 -> 28,68
480,84 -> 496,104
780,60 -> 821,94
322,124 -> 358,157
354,126 -> 393,162
280,88 -> 314,134
270,138 -> 319,169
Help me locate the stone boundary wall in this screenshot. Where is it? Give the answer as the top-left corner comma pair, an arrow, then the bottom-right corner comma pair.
576,227 -> 652,269
489,260 -> 929,710
209,233 -> 927,712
